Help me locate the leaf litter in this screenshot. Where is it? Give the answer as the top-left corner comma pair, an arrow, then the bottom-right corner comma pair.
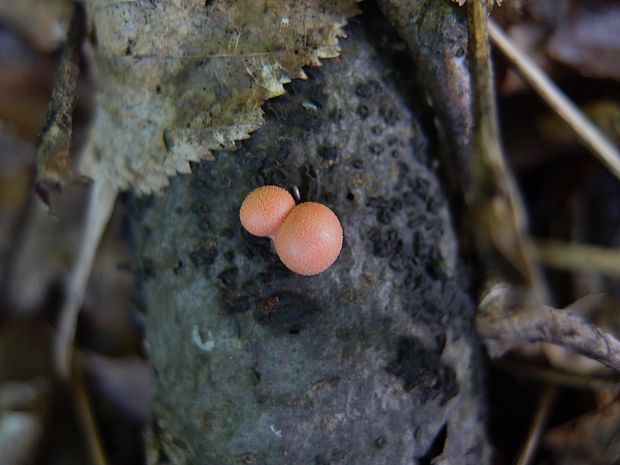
5,0 -> 620,464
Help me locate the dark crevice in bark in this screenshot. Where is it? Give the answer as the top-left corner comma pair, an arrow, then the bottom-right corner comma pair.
418,422 -> 447,465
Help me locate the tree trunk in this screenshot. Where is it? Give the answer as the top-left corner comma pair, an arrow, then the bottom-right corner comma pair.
128,8 -> 491,465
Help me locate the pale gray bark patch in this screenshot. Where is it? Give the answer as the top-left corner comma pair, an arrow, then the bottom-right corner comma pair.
128,7 -> 491,465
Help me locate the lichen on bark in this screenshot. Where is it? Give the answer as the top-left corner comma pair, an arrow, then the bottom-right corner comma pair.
128,6 -> 491,465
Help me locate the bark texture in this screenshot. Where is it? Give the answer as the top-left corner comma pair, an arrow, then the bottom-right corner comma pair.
128,8 -> 491,465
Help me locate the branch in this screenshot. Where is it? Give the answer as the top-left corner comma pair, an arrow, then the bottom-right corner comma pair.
466,1 -> 548,300
477,305 -> 620,372
54,177 -> 117,378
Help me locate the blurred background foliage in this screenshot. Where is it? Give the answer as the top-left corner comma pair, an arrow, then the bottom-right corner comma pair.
0,0 -> 619,464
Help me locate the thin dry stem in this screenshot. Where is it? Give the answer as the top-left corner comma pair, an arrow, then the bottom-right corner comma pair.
71,364 -> 109,465
488,20 -> 620,181
478,305 -> 620,373
513,385 -> 557,465
54,177 -> 117,378
467,1 -> 548,302
535,239 -> 620,278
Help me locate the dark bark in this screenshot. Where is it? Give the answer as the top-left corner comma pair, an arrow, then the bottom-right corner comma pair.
128,8 -> 491,465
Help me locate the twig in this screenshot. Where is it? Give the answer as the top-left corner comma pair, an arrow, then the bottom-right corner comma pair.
535,239 -> 620,278
488,20 -> 620,181
54,177 -> 117,378
467,1 -> 548,302
513,385 -> 556,465
35,1 -> 86,203
477,305 -> 620,372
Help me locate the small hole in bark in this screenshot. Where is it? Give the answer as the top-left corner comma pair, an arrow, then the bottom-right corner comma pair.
314,455 -> 329,465
374,436 -> 387,449
346,191 -> 355,201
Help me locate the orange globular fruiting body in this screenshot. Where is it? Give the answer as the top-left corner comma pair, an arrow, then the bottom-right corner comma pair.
240,187 -> 344,276
274,202 -> 343,276
239,185 -> 296,237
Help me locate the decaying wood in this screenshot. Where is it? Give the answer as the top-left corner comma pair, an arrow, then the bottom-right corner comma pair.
128,9 -> 492,465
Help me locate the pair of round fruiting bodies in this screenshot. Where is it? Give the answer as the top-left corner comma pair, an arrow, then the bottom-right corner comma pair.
239,186 -> 343,275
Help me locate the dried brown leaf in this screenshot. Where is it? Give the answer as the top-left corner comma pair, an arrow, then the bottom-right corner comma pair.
79,0 -> 361,194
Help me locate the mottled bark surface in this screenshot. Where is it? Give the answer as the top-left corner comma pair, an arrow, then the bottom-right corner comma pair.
128,8 -> 491,465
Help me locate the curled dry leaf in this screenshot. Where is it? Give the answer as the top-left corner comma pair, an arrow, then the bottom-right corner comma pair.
79,0 -> 361,195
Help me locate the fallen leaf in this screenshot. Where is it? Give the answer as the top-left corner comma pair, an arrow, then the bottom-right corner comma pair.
79,0 -> 361,194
